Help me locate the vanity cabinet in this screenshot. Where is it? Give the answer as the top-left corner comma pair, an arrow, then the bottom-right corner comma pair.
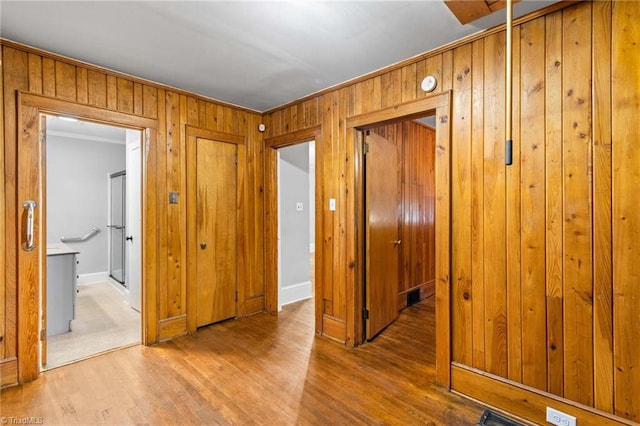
46,243 -> 79,336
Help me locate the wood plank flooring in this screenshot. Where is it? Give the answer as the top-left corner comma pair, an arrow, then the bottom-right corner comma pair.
1,297 -> 486,425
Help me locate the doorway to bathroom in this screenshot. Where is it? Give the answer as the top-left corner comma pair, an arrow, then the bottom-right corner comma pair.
42,115 -> 141,370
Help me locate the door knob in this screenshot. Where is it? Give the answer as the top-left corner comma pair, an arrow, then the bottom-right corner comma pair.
200,242 -> 207,249
393,240 -> 402,246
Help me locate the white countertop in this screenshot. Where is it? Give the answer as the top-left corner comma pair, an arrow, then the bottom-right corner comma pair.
47,243 -> 79,256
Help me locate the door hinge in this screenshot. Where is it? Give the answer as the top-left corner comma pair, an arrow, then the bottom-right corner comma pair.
40,329 -> 46,341
363,142 -> 370,155
362,308 -> 369,320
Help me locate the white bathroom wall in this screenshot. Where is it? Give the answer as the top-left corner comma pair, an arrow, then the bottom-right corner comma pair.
46,129 -> 126,279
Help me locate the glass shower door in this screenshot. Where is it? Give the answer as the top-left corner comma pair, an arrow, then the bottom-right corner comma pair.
109,171 -> 126,285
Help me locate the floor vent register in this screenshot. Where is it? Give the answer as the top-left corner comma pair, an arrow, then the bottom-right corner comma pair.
477,410 -> 523,426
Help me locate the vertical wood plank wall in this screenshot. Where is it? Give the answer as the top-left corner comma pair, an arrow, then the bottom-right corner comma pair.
1,1 -> 638,423
611,1 -> 640,421
370,122 -> 436,309
263,2 -> 638,422
1,42 -> 265,385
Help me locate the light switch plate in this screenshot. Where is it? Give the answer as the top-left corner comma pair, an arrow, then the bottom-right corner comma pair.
169,191 -> 179,204
296,202 -> 304,211
329,198 -> 336,211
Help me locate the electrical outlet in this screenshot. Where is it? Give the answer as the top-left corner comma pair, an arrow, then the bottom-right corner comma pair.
296,202 -> 304,211
546,407 -> 576,426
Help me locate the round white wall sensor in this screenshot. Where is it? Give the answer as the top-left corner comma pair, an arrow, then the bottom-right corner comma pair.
258,123 -> 266,132
421,75 -> 437,92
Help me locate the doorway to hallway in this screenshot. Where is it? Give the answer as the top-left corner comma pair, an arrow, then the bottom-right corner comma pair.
264,126 -> 322,333
277,140 -> 316,312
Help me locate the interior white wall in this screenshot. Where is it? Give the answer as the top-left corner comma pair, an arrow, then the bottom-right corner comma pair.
46,123 -> 126,279
278,142 -> 314,309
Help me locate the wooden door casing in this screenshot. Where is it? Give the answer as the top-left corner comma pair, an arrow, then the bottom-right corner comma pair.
263,126 -> 323,335
195,137 -> 238,327
345,93 -> 452,386
365,131 -> 400,339
16,93 -> 157,383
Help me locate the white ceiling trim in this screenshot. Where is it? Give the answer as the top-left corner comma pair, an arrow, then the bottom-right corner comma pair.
47,130 -> 125,146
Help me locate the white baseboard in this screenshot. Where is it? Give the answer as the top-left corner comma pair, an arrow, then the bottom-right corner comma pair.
77,271 -> 108,286
280,280 -> 312,308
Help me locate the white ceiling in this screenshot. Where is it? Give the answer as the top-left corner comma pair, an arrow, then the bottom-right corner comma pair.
46,115 -> 126,144
1,1 -> 558,112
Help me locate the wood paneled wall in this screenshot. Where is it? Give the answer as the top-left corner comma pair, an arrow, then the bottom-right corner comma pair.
2,1 -> 638,422
263,1 -> 639,422
1,41 -> 265,386
371,122 -> 436,309
611,1 -> 640,421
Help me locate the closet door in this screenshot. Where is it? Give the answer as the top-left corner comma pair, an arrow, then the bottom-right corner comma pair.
195,137 -> 238,327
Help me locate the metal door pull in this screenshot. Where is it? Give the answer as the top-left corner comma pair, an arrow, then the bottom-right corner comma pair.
22,200 -> 37,252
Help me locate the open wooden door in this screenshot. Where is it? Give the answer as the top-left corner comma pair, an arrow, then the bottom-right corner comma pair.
365,131 -> 400,339
39,114 -> 47,368
16,101 -> 45,381
195,137 -> 238,327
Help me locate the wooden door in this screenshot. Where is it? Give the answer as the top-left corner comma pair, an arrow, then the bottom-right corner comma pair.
365,131 -> 400,339
40,114 -> 48,368
195,137 -> 238,327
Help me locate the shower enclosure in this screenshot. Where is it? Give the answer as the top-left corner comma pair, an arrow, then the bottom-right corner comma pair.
109,171 -> 126,285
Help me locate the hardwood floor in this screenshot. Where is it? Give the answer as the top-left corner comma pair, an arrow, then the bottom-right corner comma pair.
1,297 -> 485,425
